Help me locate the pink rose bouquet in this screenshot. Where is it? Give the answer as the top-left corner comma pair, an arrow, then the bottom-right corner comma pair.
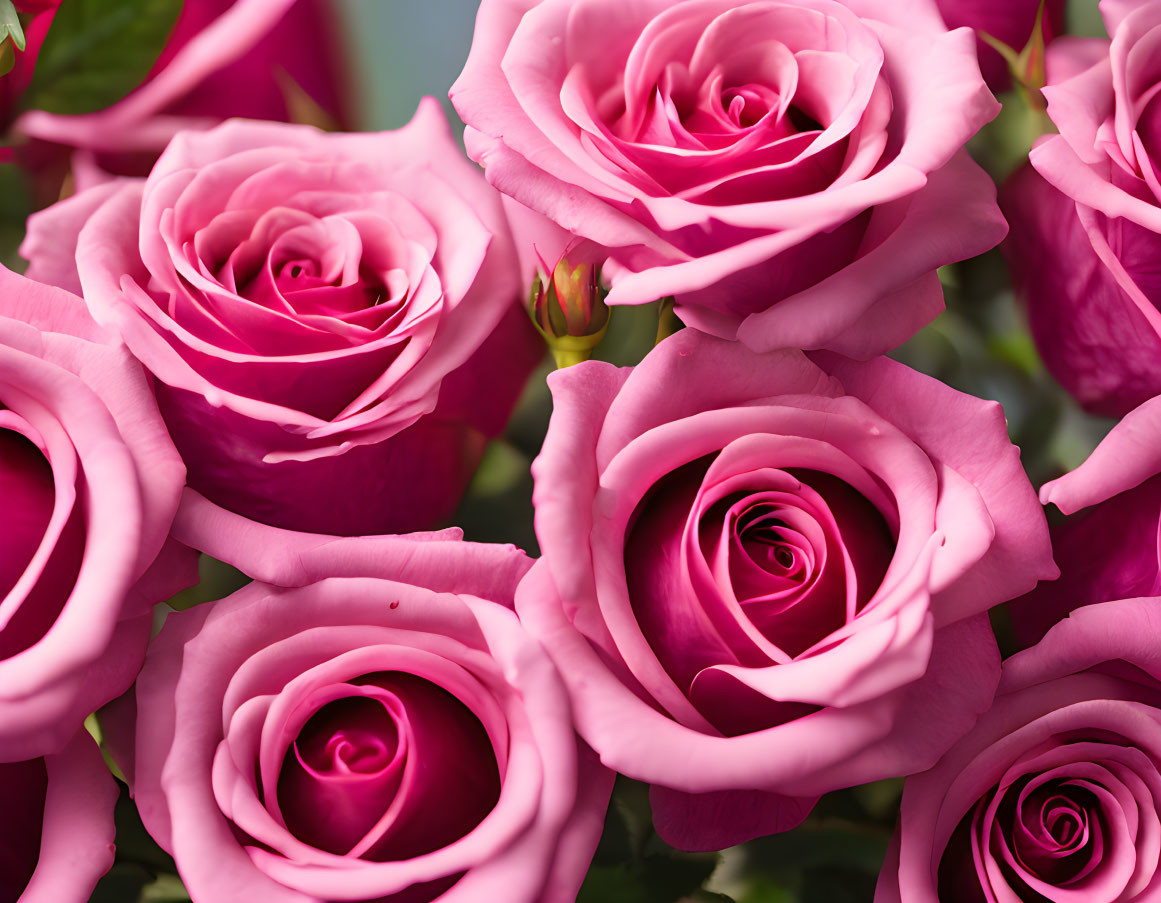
21,99 -> 543,536
452,0 -> 1007,355
0,1 -> 1145,899
516,329 -> 1056,850
878,598 -> 1161,902
0,266 -> 192,760
118,526 -> 612,903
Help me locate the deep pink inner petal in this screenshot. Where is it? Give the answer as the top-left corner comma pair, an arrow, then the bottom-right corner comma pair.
278,695 -> 405,855
1010,780 -> 1101,885
623,455 -> 893,735
0,428 -> 54,599
938,767 -> 1115,900
0,758 -> 46,903
713,469 -> 894,657
0,426 -> 86,660
277,673 -> 500,862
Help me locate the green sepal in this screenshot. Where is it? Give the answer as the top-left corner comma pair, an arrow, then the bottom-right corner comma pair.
0,0 -> 26,52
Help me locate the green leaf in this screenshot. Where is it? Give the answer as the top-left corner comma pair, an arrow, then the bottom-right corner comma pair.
0,162 -> 30,272
23,0 -> 181,116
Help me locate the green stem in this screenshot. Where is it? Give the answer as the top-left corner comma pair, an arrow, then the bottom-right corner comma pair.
654,297 -> 681,346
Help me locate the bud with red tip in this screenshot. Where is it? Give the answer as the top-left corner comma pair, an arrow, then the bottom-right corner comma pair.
530,254 -> 610,369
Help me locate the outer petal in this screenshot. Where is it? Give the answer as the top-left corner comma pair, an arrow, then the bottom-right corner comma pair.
1041,394 -> 1161,514
0,268 -> 192,758
172,487 -> 532,605
737,152 -> 1007,356
815,352 -> 1058,621
17,728 -> 117,900
18,730 -> 117,903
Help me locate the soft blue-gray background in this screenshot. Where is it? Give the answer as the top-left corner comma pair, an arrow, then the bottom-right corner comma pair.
338,1 -> 480,135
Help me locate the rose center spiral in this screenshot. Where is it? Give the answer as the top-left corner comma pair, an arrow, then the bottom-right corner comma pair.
1011,781 -> 1099,884
276,673 -> 500,863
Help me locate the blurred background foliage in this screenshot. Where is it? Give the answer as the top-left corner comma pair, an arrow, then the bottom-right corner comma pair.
0,0 -> 1109,900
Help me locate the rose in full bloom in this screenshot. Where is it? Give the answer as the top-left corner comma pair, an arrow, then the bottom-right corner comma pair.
0,728 -> 117,902
118,524 -> 612,903
451,0 -> 1006,356
934,0 -> 1066,92
22,99 -> 543,536
1005,0 -> 1161,417
0,266 -> 193,760
516,330 -> 1056,851
877,598 -> 1161,902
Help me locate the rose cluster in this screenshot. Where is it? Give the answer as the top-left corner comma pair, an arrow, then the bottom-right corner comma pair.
3,0 -> 1161,901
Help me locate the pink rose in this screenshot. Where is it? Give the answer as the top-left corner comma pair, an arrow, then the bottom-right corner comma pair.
1009,2 -> 1161,417
1,729 -> 117,903
119,523 -> 612,903
516,329 -> 1056,851
934,0 -> 1066,92
451,0 -> 1006,356
0,266 -> 193,759
22,100 -> 543,536
878,598 -> 1161,902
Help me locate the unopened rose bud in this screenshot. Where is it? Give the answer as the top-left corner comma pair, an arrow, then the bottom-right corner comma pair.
979,0 -> 1050,110
529,255 -> 610,368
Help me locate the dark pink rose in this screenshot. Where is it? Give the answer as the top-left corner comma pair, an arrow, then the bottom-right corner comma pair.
1028,394 -> 1161,643
1010,2 -> 1161,417
0,729 -> 117,903
119,524 -> 612,903
0,266 -> 194,760
1002,161 -> 1161,418
22,101 -> 543,536
516,329 -> 1056,851
1013,473 -> 1161,649
451,0 -> 1006,357
934,0 -> 1066,92
878,598 -> 1161,903
13,0 -> 347,169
